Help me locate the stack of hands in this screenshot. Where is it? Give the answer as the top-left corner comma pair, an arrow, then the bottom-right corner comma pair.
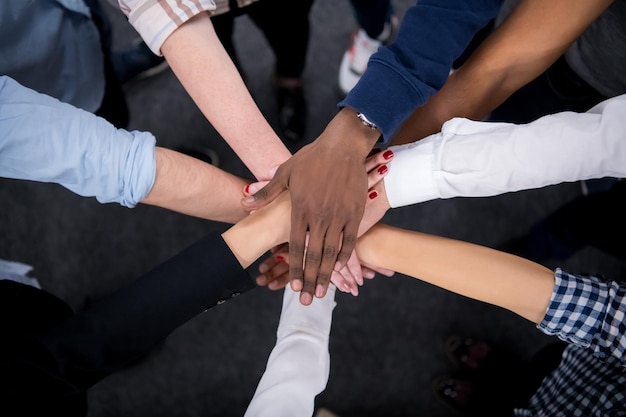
241,148 -> 396,304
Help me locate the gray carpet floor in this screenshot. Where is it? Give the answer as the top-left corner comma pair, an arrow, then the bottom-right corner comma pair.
1,1 -> 624,416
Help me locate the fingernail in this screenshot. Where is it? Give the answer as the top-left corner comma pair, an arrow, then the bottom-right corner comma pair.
259,264 -> 269,273
291,279 -> 303,292
383,150 -> 394,160
377,165 -> 388,175
369,191 -> 378,200
276,255 -> 285,262
244,184 -> 250,194
256,276 -> 266,285
315,285 -> 325,298
300,292 -> 312,305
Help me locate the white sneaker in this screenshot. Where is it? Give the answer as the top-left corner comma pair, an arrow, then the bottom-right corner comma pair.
338,16 -> 398,96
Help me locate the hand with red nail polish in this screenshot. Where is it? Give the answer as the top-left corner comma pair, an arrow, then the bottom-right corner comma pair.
254,149 -> 395,295
241,108 -> 386,305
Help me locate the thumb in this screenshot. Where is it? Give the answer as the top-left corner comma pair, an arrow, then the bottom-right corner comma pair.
243,181 -> 270,197
241,175 -> 287,210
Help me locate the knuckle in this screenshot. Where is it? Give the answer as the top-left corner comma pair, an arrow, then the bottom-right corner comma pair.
322,245 -> 338,259
342,232 -> 357,246
290,266 -> 303,281
317,270 -> 331,285
289,243 -> 305,256
253,186 -> 269,200
305,250 -> 321,264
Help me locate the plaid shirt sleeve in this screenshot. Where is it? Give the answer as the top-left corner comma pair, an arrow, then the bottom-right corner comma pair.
117,0 -> 218,55
538,268 -> 626,363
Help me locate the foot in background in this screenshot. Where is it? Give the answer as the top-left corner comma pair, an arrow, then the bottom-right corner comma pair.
445,335 -> 495,370
434,335 -> 528,416
433,375 -> 478,416
275,76 -> 307,143
110,39 -> 169,85
337,14 -> 398,96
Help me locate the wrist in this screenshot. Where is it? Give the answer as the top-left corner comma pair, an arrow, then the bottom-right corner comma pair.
331,107 -> 382,157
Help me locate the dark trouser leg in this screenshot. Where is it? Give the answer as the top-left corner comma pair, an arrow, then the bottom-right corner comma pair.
348,0 -> 393,39
83,0 -> 130,128
246,0 -> 314,79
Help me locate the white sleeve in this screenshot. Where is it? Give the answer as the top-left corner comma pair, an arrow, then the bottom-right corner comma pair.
244,286 -> 336,417
384,94 -> 626,208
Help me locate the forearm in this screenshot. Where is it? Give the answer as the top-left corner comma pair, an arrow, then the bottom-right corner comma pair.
141,147 -> 249,223
356,224 -> 554,323
161,13 -> 291,180
391,0 -> 613,145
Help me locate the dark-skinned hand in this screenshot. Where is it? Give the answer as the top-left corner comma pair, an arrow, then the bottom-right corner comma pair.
242,108 -> 382,304
245,147 -> 395,297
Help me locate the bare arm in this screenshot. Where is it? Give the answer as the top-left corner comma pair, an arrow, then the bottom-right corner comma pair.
225,185 -> 554,323
160,12 -> 291,180
141,147 -> 250,224
391,0 -> 614,144
356,223 -> 554,324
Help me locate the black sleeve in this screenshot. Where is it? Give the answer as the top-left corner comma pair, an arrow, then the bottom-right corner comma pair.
3,232 -> 255,414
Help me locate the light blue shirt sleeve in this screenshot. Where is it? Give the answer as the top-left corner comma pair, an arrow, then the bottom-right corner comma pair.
0,76 -> 156,208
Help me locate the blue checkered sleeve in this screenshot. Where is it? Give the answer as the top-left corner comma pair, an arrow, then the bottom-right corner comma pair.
538,268 -> 626,363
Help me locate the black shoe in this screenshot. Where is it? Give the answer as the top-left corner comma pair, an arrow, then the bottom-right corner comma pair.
110,39 -> 169,85
276,85 -> 307,142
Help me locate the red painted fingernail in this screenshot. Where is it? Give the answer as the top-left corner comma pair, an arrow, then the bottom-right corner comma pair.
383,150 -> 394,160
369,191 -> 378,200
377,165 -> 388,175
244,184 -> 250,194
276,255 -> 285,262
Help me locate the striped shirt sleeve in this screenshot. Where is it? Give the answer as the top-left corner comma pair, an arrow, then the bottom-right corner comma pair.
117,0 -> 218,55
